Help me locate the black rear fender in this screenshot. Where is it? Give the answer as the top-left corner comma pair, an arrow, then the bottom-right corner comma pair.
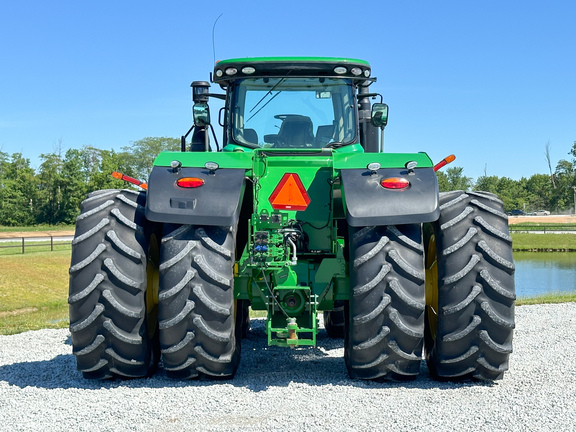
340,167 -> 439,227
145,166 -> 246,226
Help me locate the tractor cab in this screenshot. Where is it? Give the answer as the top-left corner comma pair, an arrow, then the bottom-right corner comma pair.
186,57 -> 388,152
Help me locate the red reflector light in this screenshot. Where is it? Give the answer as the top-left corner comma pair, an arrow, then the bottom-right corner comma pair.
176,177 -> 205,188
269,173 -> 311,211
381,177 -> 410,190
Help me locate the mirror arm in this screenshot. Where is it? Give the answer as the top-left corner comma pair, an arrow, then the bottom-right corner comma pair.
357,93 -> 383,103
207,93 -> 226,100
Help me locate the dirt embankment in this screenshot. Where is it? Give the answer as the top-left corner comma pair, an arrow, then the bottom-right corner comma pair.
0,230 -> 75,239
507,215 -> 576,225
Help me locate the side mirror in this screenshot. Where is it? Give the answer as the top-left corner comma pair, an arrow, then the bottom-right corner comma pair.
193,103 -> 210,127
371,103 -> 389,128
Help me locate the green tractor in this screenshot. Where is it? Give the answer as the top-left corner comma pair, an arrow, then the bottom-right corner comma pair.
68,57 -> 515,381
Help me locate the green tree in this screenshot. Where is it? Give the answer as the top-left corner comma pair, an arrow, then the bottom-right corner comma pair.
122,136 -> 180,180
36,152 -> 64,224
495,177 -> 525,211
444,167 -> 472,191
568,140 -> 576,160
524,174 -> 553,212
60,149 -> 90,224
0,149 -> 7,166
0,150 -> 10,223
551,159 -> 575,212
474,175 -> 500,195
0,149 -> 8,186
436,171 -> 449,192
84,147 -> 134,192
0,153 -> 37,226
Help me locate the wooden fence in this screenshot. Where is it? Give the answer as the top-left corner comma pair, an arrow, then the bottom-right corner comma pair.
0,235 -> 72,254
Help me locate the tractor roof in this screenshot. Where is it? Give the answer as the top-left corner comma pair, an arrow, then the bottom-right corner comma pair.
212,57 -> 373,84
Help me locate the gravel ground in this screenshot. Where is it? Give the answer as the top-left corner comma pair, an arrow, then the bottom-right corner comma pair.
1,303 -> 575,432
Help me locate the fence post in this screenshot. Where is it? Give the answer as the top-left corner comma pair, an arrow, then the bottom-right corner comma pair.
51,235 -> 54,251
21,237 -> 25,254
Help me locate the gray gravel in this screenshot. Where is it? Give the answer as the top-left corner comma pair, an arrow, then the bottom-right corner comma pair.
1,303 -> 575,432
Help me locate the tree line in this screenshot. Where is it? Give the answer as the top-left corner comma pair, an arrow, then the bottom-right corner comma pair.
0,137 -> 179,226
0,138 -> 574,226
437,141 -> 576,214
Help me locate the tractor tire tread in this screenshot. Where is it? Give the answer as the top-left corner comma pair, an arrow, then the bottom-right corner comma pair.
425,190 -> 515,381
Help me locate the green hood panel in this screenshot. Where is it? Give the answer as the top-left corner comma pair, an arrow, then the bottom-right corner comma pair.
153,151 -> 254,169
333,152 -> 433,169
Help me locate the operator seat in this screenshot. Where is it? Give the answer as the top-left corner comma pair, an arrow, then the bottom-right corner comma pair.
277,115 -> 315,148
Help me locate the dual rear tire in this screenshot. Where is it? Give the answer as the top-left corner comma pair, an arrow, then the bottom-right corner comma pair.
344,191 -> 515,381
158,224 -> 240,379
424,191 -> 515,380
68,189 -> 159,379
69,190 -> 240,379
345,224 -> 425,380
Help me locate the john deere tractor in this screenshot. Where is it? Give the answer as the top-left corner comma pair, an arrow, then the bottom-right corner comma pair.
69,57 -> 515,381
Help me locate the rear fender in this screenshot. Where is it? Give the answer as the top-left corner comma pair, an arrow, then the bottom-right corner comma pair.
340,167 -> 439,227
145,166 -> 246,226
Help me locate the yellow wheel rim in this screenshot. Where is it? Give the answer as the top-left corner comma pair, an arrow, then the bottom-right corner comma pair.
425,233 -> 439,340
146,233 -> 160,339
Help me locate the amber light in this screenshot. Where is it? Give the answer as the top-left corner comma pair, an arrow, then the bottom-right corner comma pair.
434,154 -> 456,172
111,171 -> 148,190
176,177 -> 205,188
381,177 -> 410,190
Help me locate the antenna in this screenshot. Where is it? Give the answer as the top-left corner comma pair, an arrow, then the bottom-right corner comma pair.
212,13 -> 223,65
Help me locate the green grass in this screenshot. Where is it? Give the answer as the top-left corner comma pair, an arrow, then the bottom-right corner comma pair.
516,292 -> 576,306
512,222 -> 576,227
0,224 -> 75,233
0,250 -> 71,335
511,232 -> 576,251
509,223 -> 576,232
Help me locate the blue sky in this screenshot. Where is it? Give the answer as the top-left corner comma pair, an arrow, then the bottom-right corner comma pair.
1,0 -> 574,181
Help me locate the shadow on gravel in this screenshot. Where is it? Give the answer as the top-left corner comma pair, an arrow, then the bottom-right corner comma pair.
228,320 -> 495,392
0,321 -> 495,392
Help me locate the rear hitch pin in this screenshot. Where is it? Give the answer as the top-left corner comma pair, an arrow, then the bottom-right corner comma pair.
287,317 -> 298,348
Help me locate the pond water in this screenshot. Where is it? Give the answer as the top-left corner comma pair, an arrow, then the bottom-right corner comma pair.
514,252 -> 576,297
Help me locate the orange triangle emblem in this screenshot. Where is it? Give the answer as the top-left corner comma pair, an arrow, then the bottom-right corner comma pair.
269,173 -> 311,211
